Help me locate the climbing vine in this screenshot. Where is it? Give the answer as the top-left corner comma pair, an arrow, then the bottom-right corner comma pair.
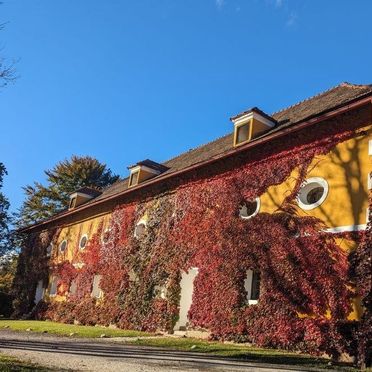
14,109 -> 371,364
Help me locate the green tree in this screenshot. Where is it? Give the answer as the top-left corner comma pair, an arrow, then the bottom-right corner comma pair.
0,163 -> 11,255
18,156 -> 119,227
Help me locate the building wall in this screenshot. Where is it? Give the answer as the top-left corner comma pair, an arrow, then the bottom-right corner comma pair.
14,105 -> 372,355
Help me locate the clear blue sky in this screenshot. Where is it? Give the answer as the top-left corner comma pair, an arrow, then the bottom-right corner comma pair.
1,0 -> 372,213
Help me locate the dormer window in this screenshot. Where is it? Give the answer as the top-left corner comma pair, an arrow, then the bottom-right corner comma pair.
69,197 -> 77,209
128,159 -> 169,188
129,169 -> 140,187
231,107 -> 277,147
68,187 -> 102,210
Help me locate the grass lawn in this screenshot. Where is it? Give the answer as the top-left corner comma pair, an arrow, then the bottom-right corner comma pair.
0,320 -> 365,371
0,319 -> 151,338
0,353 -> 57,371
132,337 -> 358,371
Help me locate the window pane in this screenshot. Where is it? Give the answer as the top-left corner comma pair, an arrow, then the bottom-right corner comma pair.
237,124 -> 249,144
251,271 -> 261,300
130,171 -> 139,186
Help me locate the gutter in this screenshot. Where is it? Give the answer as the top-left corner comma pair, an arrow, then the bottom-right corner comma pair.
19,95 -> 372,233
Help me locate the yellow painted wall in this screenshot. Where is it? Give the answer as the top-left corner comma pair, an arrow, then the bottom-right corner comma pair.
261,125 -> 371,229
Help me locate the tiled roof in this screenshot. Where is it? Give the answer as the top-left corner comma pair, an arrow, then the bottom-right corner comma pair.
90,82 -> 372,203
74,187 -> 102,198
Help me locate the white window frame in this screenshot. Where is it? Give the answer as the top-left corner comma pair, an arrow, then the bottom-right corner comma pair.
91,275 -> 103,299
79,234 -> 88,250
49,276 -> 59,297
239,197 -> 261,219
101,228 -> 112,245
134,220 -> 147,238
297,177 -> 329,211
46,244 -> 53,257
244,270 -> 260,305
59,240 -> 68,253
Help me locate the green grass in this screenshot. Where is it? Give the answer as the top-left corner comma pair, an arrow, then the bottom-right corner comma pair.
0,320 -> 366,371
0,354 -> 57,371
0,320 -> 151,338
132,337 -> 358,371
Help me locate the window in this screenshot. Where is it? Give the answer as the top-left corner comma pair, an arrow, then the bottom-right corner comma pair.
46,244 -> 53,257
129,171 -> 140,187
79,234 -> 88,250
69,197 -> 76,209
134,222 -> 146,239
91,275 -> 103,298
59,240 -> 67,253
239,198 -> 260,219
34,280 -> 45,303
49,276 -> 59,296
101,228 -> 111,244
244,270 -> 261,304
236,122 -> 250,145
297,177 -> 329,210
69,280 -> 77,295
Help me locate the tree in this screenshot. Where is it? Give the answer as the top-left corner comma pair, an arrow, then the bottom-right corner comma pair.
0,163 -> 11,255
0,23 -> 17,88
17,156 -> 119,227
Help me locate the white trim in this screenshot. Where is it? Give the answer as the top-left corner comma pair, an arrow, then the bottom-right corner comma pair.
129,165 -> 160,175
69,192 -> 94,201
297,177 -> 329,210
239,197 -> 260,219
325,224 -> 367,233
232,111 -> 276,128
369,140 -> 372,155
79,234 -> 88,250
368,173 -> 372,190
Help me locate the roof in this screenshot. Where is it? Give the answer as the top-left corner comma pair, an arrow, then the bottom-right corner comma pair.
73,187 -> 102,198
21,82 -> 372,231
128,159 -> 170,173
90,82 -> 372,203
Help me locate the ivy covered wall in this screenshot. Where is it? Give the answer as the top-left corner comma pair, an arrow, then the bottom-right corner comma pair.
13,106 -> 372,365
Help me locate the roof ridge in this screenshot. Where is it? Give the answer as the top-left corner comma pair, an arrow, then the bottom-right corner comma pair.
271,81 -> 372,117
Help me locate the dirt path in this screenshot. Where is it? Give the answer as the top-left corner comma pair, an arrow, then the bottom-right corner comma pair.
0,330 -> 307,371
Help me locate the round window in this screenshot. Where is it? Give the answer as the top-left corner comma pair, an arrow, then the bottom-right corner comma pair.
297,177 -> 328,210
59,240 -> 67,253
79,235 -> 88,250
239,198 -> 260,219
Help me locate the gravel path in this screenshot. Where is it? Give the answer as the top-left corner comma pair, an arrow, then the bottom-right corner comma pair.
0,330 -> 306,372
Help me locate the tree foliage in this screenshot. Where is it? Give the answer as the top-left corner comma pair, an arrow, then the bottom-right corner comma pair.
18,156 -> 119,227
0,162 -> 11,255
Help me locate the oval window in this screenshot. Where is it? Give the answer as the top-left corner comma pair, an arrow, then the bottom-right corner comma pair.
46,244 -> 53,257
79,235 -> 88,250
59,240 -> 67,253
297,177 -> 328,210
134,222 -> 146,239
239,198 -> 260,219
101,229 -> 111,244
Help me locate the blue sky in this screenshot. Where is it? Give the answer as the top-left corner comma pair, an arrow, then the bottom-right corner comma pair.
1,0 -> 372,213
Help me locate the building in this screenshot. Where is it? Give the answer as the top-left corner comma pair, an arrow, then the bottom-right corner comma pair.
14,82 -> 372,359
